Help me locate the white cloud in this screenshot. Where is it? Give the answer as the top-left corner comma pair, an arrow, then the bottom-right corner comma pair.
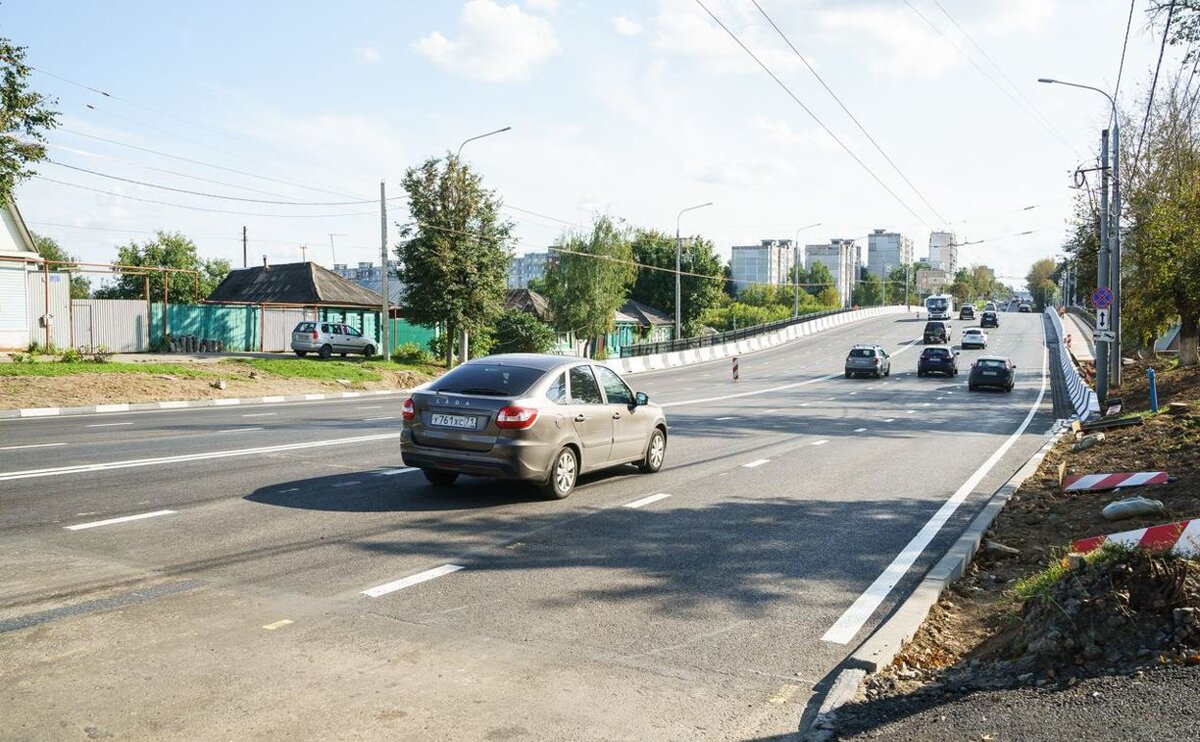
697,157 -> 796,188
415,0 -> 561,82
355,46 -> 381,62
650,0 -> 800,74
613,16 -> 644,36
815,5 -> 960,79
525,0 -> 558,12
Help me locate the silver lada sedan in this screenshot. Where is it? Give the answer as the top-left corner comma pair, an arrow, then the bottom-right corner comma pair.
401,354 -> 667,499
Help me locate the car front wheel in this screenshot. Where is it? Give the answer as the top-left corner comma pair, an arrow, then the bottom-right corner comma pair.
539,447 -> 578,500
638,428 -> 666,474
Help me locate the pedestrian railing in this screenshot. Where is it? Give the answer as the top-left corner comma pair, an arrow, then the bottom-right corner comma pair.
618,306 -> 864,358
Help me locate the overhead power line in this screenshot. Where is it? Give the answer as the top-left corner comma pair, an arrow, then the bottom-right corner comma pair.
1135,0 -> 1178,169
1113,0 -> 1138,107
750,0 -> 948,226
692,0 -> 935,231
47,160 -> 381,205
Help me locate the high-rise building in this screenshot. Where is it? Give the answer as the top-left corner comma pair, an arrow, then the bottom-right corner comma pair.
730,239 -> 797,293
508,251 -> 553,289
927,231 -> 957,274
805,238 -> 857,307
866,229 -> 913,280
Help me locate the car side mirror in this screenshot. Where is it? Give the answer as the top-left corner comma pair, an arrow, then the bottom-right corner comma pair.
635,391 -> 649,407
954,351 -> 960,356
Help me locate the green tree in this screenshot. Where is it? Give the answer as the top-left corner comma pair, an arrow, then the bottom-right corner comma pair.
805,261 -> 835,298
92,231 -> 229,303
851,273 -> 883,306
628,229 -> 723,337
1025,258 -> 1058,311
492,308 -> 556,354
396,155 -> 514,364
1061,194 -> 1101,304
31,233 -> 89,298
543,214 -> 635,358
1,38 -> 58,200
818,286 -> 841,307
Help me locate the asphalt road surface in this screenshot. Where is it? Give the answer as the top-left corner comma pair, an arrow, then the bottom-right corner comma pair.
0,312 -> 1063,740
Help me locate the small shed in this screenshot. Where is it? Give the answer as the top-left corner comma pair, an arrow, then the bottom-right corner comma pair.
504,288 -> 553,322
0,200 -> 42,350
608,298 -> 673,355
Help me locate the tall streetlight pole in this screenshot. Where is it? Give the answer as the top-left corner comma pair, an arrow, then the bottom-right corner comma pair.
675,201 -> 713,339
449,126 -> 512,365
1039,77 -> 1121,390
328,233 -> 345,267
792,222 -> 822,318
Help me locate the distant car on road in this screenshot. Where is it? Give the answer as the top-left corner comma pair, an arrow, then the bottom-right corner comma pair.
1018,303 -> 1032,313
844,344 -> 891,378
923,320 -> 952,345
983,302 -> 997,312
961,328 -> 989,349
401,354 -> 667,499
968,355 -> 1016,392
959,305 -> 976,321
980,310 -> 1000,328
291,321 -> 375,359
917,346 -> 959,377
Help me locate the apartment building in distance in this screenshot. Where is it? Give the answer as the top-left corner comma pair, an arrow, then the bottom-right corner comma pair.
730,239 -> 797,293
508,251 -> 555,289
804,238 -> 858,307
927,231 -> 958,275
866,229 -> 913,279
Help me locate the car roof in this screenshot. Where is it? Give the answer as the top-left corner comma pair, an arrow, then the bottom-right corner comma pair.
976,355 -> 1010,362
964,327 -> 984,332
464,353 -> 583,371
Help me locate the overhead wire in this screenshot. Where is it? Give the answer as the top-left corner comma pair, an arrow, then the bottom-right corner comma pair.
750,0 -> 948,226
1113,0 -> 1138,107
1134,0 -> 1178,170
692,0 -> 935,231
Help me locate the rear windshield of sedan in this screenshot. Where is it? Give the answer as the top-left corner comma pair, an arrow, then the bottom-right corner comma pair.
976,359 -> 1007,369
964,329 -> 983,335
431,363 -> 546,396
848,348 -> 876,358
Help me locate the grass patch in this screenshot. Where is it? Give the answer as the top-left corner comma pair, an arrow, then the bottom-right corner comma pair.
0,362 -> 218,378
222,358 -> 382,382
1011,543 -> 1137,602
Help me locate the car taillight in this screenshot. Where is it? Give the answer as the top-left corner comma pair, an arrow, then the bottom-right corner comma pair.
873,358 -> 881,365
312,331 -> 319,340
496,405 -> 538,430
402,397 -> 415,420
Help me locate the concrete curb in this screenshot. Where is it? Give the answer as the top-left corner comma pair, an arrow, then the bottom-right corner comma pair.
0,389 -> 408,420
801,423 -> 1069,740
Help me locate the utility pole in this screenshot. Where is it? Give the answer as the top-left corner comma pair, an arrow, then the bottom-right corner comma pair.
380,180 -> 390,362
793,243 -> 800,319
242,226 -> 247,268
1110,120 -> 1122,387
299,245 -> 308,262
328,233 -> 344,267
1096,128 -> 1111,403
675,202 -> 713,340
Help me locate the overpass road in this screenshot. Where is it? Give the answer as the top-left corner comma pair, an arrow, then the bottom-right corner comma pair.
1,312 -> 1064,740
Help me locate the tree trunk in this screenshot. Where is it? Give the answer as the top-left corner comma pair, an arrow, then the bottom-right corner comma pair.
1180,311 -> 1199,368
443,322 -> 454,367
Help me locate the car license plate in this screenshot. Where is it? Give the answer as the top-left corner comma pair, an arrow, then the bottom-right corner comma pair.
982,371 -> 997,376
430,413 -> 476,430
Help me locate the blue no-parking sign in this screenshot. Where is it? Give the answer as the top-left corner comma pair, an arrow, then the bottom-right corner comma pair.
1091,286 -> 1113,309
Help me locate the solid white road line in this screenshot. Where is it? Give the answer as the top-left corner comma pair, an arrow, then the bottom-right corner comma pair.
715,416 -> 737,421
743,459 -> 771,468
906,410 -> 916,414
811,440 -> 829,446
65,509 -> 176,531
762,408 -> 778,414
0,433 -> 400,482
624,493 -> 672,509
364,416 -> 397,421
218,427 -> 263,433
822,343 -> 1049,645
356,405 -> 383,410
883,418 -> 896,423
854,428 -> 868,433
262,619 -> 294,630
332,480 -> 361,488
376,467 -> 417,476
241,412 -> 277,418
86,422 -> 133,428
363,564 -> 463,598
0,442 -> 67,451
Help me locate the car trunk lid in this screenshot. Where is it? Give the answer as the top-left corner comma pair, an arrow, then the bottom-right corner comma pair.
410,391 -> 512,452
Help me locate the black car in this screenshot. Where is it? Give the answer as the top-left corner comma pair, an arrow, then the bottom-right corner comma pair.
959,305 -> 975,320
980,310 -> 999,328
844,344 -> 891,378
968,355 -> 1016,392
923,320 -> 952,344
917,346 -> 959,377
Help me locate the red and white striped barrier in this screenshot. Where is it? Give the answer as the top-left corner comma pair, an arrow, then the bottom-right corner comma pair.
1062,472 -> 1169,492
1072,519 -> 1200,556
732,356 -> 739,383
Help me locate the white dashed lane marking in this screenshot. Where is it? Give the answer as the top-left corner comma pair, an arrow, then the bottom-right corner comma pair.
743,459 -> 771,468
854,427 -> 868,432
86,422 -> 133,428
363,564 -> 464,598
65,509 -> 176,531
811,440 -> 829,446
0,442 -> 66,451
624,493 -> 672,509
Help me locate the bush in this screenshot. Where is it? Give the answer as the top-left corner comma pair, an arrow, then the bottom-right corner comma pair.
86,345 -> 114,363
393,342 -> 433,364
57,347 -> 83,363
492,310 -> 555,355
11,352 -> 32,364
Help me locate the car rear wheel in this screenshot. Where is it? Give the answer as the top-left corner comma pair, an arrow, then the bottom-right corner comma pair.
539,447 -> 578,500
422,469 -> 458,486
363,344 -> 376,357
294,350 -> 308,357
968,383 -> 978,391
845,370 -> 852,378
318,344 -> 333,359
638,429 -> 667,474
340,352 -> 347,358
917,369 -> 925,377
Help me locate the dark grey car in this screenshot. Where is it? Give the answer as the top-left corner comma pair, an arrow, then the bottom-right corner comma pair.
400,354 -> 668,499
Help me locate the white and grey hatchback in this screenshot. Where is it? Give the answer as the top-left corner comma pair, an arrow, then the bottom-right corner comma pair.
291,321 -> 376,359
401,354 -> 668,499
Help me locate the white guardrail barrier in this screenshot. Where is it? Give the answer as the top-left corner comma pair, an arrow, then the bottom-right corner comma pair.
1045,307 -> 1101,420
603,305 -> 913,376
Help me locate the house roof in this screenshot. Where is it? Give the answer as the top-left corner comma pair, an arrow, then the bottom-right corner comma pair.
206,261 -> 386,307
616,298 -> 673,327
1,200 -> 40,260
504,288 -> 553,322
354,277 -> 405,306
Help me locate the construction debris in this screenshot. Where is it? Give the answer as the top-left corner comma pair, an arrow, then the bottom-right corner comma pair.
1101,496 -> 1167,521
1063,471 -> 1170,492
1072,432 -> 1106,452
1072,519 -> 1200,556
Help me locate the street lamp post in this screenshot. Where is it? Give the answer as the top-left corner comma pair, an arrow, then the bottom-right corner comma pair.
675,202 -> 713,340
449,126 -> 512,365
792,222 -> 822,319
1039,77 -> 1122,390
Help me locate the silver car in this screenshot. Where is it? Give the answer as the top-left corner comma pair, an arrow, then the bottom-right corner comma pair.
291,321 -> 376,359
401,354 -> 668,499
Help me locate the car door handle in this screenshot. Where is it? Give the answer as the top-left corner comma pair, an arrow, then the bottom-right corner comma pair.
574,414 -> 586,422
612,412 -> 622,420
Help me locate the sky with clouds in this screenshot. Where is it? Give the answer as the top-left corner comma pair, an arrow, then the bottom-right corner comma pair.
4,0 -> 1186,289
